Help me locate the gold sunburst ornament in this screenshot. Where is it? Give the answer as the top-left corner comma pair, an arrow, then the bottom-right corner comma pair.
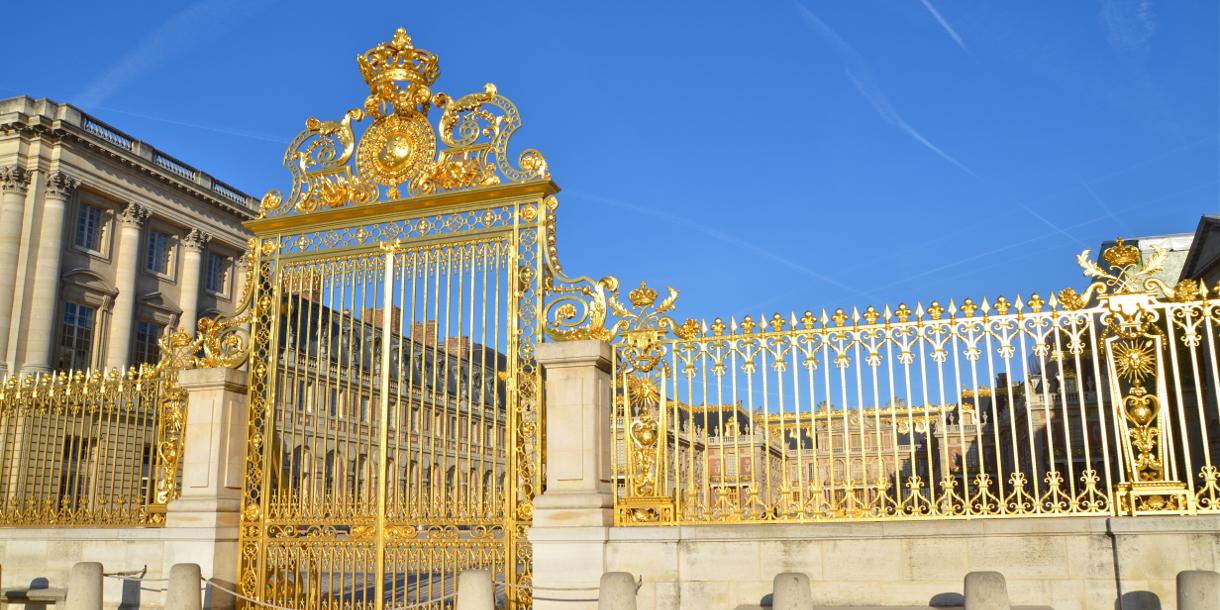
1113,340 -> 1157,384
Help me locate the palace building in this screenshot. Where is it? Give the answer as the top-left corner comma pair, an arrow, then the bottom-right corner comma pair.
0,96 -> 257,377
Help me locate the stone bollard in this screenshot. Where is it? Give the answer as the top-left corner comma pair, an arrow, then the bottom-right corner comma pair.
64,562 -> 103,610
168,564 -> 203,610
772,572 -> 812,610
598,572 -> 637,610
964,571 -> 1010,610
456,570 -> 494,610
1178,570 -> 1220,610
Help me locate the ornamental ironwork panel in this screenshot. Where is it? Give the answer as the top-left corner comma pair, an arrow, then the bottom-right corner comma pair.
0,366 -> 183,527
542,239 -> 1220,525
227,27 -> 560,610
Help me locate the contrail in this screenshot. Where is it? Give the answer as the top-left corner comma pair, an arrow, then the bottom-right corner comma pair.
568,191 -> 870,298
97,106 -> 287,145
1021,205 -> 1089,249
75,0 -> 253,109
795,2 -> 976,177
918,0 -> 969,52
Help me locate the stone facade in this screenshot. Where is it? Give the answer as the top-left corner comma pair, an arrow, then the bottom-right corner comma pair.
600,517 -> 1220,610
0,96 -> 255,377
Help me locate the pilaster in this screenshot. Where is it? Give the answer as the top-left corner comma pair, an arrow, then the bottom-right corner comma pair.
104,202 -> 149,370
0,166 -> 32,377
20,171 -> 78,375
179,229 -> 211,334
529,340 -> 615,610
163,367 -> 248,610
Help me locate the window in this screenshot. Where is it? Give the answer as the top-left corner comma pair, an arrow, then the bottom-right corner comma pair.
132,320 -> 164,365
59,437 -> 93,504
145,230 -> 173,275
57,302 -> 96,371
205,252 -> 229,295
74,205 -> 105,252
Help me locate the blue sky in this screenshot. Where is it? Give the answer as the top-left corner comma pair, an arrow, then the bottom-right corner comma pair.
3,1 -> 1217,325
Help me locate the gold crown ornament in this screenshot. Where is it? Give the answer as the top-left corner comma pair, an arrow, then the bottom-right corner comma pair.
357,28 -> 441,117
628,282 -> 658,308
1103,239 -> 1141,269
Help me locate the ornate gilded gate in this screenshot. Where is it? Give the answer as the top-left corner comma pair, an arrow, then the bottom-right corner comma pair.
228,28 -> 568,610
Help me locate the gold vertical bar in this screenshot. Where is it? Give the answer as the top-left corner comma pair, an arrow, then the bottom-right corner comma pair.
821,323 -> 836,513
1084,313 -> 1115,509
916,317 -> 937,510
1050,310 -> 1076,508
884,322 -> 902,511
1068,312 -> 1092,509
950,318 -> 970,512
807,335 -> 822,515
1165,305 -> 1193,494
669,348 -> 680,520
1018,309 -> 1044,505
375,248 -> 394,610
982,313 -> 1005,509
791,328 -> 804,516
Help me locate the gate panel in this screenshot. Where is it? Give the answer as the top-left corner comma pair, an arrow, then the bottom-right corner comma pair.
230,28 -> 556,609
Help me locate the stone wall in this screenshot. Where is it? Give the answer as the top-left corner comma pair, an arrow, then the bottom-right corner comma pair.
0,523 -> 237,609
602,516 -> 1220,610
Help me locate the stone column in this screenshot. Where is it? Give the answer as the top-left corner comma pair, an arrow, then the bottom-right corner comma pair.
0,166 -> 31,377
20,171 -> 78,376
529,340 -> 614,610
104,203 -> 149,371
163,367 -> 248,609
179,229 -> 210,335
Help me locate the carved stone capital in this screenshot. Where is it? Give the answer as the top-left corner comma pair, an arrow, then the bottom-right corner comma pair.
44,171 -> 79,199
0,166 -> 31,196
183,229 -> 212,252
118,202 -> 150,227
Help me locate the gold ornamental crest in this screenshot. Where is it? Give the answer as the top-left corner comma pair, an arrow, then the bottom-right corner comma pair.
258,27 -> 550,219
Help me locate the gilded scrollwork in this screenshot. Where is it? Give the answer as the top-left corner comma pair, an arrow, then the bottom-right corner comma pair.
541,196 -> 618,341
258,28 -> 550,219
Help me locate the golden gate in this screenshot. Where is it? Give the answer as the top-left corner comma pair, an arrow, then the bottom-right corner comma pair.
214,28 -> 594,610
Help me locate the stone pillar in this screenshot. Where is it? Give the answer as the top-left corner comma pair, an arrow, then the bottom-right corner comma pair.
162,367 -> 248,610
0,166 -> 31,377
179,229 -> 210,335
598,573 -> 638,610
20,171 -> 78,376
529,340 -> 614,610
104,203 -> 148,371
964,571 -> 1010,610
456,570 -> 494,610
1178,570 -> 1220,610
772,573 -> 812,610
167,564 -> 204,610
64,562 -> 103,610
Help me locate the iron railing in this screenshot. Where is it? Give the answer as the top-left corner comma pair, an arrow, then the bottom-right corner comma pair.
0,367 -> 183,527
605,243 -> 1220,524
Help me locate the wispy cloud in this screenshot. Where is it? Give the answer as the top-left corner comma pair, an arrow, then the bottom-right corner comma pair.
794,2 -> 976,177
918,0 -> 968,53
1101,0 -> 1156,57
568,191 -> 869,298
98,106 -> 287,145
75,0 -> 247,109
1021,205 -> 1088,249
